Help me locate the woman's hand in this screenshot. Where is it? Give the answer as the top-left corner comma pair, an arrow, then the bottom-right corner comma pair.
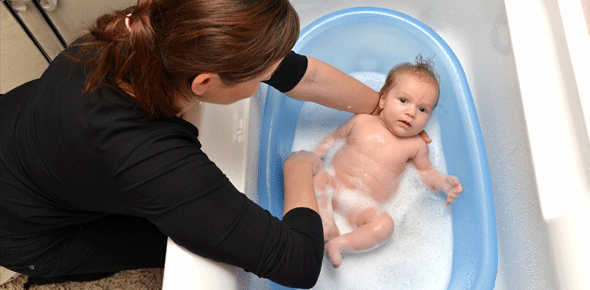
282,151 -> 323,215
419,130 -> 432,144
284,150 -> 324,175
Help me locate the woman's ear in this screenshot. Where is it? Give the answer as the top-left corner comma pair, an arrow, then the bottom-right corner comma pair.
191,73 -> 214,95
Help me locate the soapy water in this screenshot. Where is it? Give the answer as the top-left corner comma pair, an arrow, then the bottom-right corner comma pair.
291,72 -> 453,290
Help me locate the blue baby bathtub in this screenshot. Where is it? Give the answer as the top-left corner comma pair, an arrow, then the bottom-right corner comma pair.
258,7 -> 497,289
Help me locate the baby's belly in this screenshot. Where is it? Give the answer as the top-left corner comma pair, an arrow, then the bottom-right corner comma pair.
331,151 -> 401,203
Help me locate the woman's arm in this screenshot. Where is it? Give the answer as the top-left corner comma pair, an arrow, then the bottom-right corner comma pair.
285,57 -> 380,114
114,133 -> 323,288
282,151 -> 323,214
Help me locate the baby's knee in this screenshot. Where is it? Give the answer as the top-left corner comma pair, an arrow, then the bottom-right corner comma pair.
373,214 -> 395,239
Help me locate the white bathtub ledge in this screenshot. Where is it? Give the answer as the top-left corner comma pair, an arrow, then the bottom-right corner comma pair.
163,240 -> 239,290
505,0 -> 590,220
505,0 -> 590,289
162,89 -> 269,290
547,210 -> 590,290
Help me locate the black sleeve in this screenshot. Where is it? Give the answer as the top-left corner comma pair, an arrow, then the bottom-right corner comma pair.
279,208 -> 324,288
111,130 -> 323,289
263,51 -> 308,93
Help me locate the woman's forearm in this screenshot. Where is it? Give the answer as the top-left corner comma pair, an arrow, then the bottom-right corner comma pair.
282,154 -> 320,215
286,57 -> 380,114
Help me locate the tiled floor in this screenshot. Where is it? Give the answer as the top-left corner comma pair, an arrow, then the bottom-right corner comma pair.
1,1 -> 134,94
0,4 -> 48,94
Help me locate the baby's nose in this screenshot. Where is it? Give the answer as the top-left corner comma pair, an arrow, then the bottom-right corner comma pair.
405,107 -> 416,117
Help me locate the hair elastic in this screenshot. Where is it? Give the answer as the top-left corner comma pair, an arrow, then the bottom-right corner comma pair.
125,13 -> 132,31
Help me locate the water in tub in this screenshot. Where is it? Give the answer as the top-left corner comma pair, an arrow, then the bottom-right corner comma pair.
291,72 -> 453,290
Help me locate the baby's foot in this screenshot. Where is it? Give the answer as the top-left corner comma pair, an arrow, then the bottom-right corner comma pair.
325,239 -> 343,268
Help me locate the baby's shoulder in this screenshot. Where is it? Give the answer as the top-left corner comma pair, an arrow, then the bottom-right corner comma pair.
346,114 -> 378,131
350,113 -> 377,123
406,135 -> 429,155
393,134 -> 427,153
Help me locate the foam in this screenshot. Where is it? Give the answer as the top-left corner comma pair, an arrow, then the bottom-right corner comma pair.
291,72 -> 453,290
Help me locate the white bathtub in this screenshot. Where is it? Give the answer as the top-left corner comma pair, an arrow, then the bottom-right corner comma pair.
162,0 -> 590,289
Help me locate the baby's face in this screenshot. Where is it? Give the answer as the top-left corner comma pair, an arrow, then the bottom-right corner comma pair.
378,72 -> 438,138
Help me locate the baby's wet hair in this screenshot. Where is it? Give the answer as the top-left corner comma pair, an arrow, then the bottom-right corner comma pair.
380,55 -> 440,106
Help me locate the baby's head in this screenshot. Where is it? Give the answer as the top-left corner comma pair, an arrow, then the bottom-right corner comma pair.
378,56 -> 440,138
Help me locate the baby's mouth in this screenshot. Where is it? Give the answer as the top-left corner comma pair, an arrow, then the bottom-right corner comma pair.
399,120 -> 411,128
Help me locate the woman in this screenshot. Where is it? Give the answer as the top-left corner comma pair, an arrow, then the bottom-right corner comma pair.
0,0 -> 380,288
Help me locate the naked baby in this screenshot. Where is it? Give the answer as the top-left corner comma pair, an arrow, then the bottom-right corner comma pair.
313,57 -> 463,268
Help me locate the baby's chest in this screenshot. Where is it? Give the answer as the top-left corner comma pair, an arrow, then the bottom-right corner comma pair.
350,130 -> 414,158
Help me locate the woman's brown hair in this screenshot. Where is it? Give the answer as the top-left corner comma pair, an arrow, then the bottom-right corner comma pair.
69,0 -> 300,118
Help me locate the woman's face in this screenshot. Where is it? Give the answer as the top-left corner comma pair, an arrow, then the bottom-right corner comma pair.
194,59 -> 283,105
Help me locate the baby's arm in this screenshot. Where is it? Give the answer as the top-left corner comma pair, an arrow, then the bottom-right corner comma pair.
412,141 -> 463,205
314,115 -> 358,158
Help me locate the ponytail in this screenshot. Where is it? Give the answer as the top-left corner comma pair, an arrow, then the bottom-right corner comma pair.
68,0 -> 300,118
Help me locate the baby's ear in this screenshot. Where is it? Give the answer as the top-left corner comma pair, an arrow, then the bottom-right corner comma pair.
378,92 -> 386,109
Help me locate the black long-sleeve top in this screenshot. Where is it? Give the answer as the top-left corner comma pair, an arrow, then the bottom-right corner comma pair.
0,48 -> 322,288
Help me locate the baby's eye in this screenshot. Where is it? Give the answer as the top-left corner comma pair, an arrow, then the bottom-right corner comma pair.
419,107 -> 427,113
400,98 -> 407,103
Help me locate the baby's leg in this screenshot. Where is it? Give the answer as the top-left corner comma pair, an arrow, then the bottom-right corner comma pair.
325,206 -> 394,268
313,170 -> 339,241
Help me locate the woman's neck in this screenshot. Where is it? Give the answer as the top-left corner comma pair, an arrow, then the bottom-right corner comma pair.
117,80 -> 193,118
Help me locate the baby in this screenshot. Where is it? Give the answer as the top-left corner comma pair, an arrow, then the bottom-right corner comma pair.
313,57 -> 462,268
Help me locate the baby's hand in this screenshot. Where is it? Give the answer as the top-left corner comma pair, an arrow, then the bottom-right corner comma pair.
442,176 -> 462,206
313,137 -> 335,158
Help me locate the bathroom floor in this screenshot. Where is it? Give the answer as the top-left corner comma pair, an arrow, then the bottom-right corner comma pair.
0,269 -> 163,290
1,4 -> 163,289
0,4 -> 48,94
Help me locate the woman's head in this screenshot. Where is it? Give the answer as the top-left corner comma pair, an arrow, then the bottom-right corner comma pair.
71,0 -> 300,117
